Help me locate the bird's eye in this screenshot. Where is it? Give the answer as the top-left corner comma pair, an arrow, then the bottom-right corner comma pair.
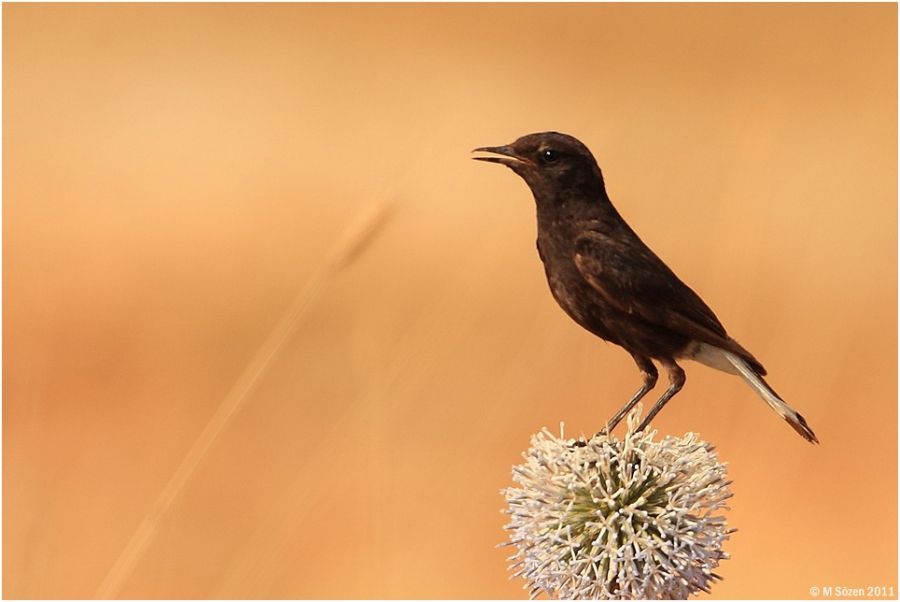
541,149 -> 558,163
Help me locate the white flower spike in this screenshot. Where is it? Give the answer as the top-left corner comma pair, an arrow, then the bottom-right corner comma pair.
502,407 -> 733,600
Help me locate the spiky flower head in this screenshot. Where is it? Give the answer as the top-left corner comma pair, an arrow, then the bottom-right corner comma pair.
502,409 -> 733,600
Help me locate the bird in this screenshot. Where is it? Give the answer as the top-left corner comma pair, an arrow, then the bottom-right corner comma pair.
473,132 -> 818,443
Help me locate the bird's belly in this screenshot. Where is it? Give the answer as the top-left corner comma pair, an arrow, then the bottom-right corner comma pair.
544,265 -> 690,358
545,270 -> 618,341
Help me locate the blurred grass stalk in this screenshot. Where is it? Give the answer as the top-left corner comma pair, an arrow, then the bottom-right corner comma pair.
95,199 -> 393,599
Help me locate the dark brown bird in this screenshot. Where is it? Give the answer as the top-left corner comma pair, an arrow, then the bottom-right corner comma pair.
473,132 -> 818,443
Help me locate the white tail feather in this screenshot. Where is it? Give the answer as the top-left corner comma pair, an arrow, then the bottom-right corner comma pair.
722,350 -> 818,443
724,351 -> 789,417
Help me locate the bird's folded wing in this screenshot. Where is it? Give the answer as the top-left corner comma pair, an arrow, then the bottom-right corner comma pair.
573,231 -> 738,352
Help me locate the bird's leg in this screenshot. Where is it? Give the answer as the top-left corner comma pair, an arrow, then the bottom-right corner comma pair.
601,355 -> 658,434
636,359 -> 685,433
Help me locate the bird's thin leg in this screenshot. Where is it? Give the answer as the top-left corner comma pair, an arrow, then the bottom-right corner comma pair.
602,355 -> 658,434
636,359 -> 685,433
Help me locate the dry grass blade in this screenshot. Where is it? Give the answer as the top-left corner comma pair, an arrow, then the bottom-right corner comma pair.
95,199 -> 393,599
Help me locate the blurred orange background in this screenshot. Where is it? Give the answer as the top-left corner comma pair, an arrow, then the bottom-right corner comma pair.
4,3 -> 897,599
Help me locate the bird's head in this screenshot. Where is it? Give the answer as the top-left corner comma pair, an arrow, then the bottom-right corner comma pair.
473,132 -> 606,203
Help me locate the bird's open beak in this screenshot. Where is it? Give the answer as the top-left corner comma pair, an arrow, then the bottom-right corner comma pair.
471,145 -> 533,168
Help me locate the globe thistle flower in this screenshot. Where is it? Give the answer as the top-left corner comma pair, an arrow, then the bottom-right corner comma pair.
502,409 -> 733,600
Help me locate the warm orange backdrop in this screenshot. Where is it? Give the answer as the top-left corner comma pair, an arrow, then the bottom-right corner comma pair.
4,3 -> 897,599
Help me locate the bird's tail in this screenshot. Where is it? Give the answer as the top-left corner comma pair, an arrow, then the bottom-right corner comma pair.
723,351 -> 819,444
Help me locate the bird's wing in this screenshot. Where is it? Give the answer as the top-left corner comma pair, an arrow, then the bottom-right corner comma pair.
573,231 -> 766,373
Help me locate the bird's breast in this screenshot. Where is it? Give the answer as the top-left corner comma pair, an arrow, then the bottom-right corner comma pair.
539,246 -> 594,324
536,230 -> 620,343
